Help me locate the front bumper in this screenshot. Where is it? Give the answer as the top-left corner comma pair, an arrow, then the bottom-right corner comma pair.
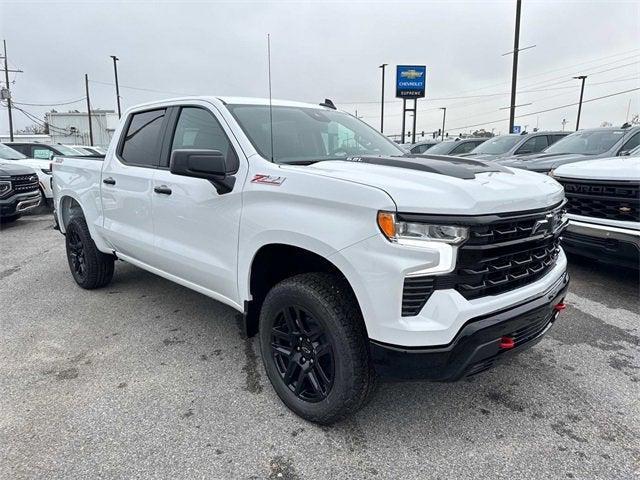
370,271 -> 569,381
0,191 -> 41,217
562,219 -> 639,269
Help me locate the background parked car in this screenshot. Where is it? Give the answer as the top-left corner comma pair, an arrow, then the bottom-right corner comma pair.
553,145 -> 639,268
0,162 -> 41,223
496,126 -> 640,173
0,143 -> 53,207
418,137 -> 487,156
404,139 -> 440,154
459,131 -> 568,161
5,142 -> 94,160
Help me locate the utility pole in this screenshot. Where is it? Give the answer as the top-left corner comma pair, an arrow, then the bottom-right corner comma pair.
440,107 -> 447,141
2,40 -> 23,142
379,63 -> 387,133
85,74 -> 94,146
573,75 -> 587,131
110,55 -> 122,118
508,0 -> 522,134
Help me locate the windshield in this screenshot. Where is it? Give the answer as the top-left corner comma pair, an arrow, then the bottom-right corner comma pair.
0,143 -> 27,160
469,135 -> 521,155
424,141 -> 457,154
226,104 -> 405,164
544,130 -> 625,155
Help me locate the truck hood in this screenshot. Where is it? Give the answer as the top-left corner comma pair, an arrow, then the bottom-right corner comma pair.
496,153 -> 595,172
0,162 -> 38,177
456,152 -> 505,161
293,156 -> 564,215
553,156 -> 640,181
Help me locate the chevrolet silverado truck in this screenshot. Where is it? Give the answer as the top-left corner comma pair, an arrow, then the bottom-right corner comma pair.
0,162 -> 41,222
52,97 -> 570,424
553,147 -> 639,268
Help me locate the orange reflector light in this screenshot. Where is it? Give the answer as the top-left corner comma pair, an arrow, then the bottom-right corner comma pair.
377,211 -> 396,239
499,336 -> 515,349
554,303 -> 566,312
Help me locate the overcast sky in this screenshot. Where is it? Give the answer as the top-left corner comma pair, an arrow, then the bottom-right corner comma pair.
1,0 -> 639,137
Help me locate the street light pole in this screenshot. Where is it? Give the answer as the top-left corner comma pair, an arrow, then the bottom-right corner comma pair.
110,55 -> 122,118
440,107 -> 447,141
378,63 -> 387,133
508,0 -> 522,134
573,75 -> 587,131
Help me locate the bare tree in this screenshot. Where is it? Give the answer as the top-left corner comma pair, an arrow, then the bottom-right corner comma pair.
16,123 -> 46,135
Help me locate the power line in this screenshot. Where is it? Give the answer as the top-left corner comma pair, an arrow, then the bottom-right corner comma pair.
12,97 -> 86,107
337,52 -> 640,106
443,87 -> 640,132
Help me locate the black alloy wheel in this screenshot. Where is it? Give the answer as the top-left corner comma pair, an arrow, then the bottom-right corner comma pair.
67,228 -> 87,281
271,305 -> 335,402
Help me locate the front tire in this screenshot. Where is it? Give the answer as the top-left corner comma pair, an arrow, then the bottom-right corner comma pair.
259,273 -> 376,424
65,216 -> 114,289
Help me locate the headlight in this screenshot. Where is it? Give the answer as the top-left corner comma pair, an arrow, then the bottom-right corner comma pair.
41,168 -> 52,175
377,211 -> 469,246
548,169 -> 555,177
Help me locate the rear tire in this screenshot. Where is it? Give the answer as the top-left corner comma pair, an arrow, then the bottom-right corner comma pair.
65,216 -> 114,289
259,272 -> 376,424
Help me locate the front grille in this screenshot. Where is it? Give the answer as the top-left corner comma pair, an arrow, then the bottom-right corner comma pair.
400,204 -> 565,315
510,307 -> 552,345
558,177 -> 640,222
11,174 -> 39,194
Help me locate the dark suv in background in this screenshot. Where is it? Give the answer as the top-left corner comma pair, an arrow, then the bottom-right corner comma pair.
460,131 -> 568,161
5,142 -> 90,160
418,137 -> 487,156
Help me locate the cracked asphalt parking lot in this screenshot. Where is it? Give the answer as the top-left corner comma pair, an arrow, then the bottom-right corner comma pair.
1,214 -> 638,479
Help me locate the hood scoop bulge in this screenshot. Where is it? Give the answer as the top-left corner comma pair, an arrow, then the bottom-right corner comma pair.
343,154 -> 512,180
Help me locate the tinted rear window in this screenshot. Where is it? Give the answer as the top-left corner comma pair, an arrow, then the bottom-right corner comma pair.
120,109 -> 166,167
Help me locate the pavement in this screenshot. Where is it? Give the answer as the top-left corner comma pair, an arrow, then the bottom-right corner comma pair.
1,213 -> 638,480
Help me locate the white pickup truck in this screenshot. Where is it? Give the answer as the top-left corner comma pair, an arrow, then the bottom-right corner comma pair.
52,96 -> 569,423
553,147 -> 639,268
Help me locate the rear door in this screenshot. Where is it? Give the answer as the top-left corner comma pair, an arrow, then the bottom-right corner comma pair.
101,108 -> 168,264
151,103 -> 246,305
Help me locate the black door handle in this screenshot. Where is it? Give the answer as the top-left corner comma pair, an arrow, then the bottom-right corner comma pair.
103,177 -> 116,185
154,185 -> 172,195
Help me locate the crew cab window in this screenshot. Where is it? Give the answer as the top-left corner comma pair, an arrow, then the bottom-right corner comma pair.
451,141 -> 478,155
516,136 -> 548,155
120,109 -> 166,167
170,107 -> 238,170
410,144 -> 429,154
620,132 -> 640,154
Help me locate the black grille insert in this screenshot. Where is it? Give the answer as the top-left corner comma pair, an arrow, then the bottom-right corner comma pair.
558,177 -> 639,222
400,204 -> 565,314
401,276 -> 435,316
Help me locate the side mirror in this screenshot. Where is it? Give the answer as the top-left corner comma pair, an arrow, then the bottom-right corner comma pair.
170,149 -> 227,179
170,149 -> 236,194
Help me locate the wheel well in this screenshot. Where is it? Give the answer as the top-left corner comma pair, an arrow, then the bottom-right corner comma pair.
245,244 -> 361,337
60,196 -> 84,229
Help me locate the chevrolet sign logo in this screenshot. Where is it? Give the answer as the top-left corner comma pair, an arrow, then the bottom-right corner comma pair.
619,206 -> 631,213
401,69 -> 424,80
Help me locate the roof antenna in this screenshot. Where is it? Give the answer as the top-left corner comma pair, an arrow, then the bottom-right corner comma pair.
267,34 -> 274,162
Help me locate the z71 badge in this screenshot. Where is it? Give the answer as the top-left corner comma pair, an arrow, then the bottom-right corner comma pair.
251,174 -> 286,186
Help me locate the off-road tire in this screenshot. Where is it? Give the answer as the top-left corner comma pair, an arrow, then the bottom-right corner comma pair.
259,272 -> 376,424
65,216 -> 114,289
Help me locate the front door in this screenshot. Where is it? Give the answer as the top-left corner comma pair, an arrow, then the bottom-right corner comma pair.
101,108 -> 167,264
151,104 -> 246,306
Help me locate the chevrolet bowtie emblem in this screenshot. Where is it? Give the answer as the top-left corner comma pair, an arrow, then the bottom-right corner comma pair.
619,206 -> 631,213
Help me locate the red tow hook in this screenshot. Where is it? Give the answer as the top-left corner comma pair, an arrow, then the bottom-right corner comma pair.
554,303 -> 566,312
499,336 -> 515,349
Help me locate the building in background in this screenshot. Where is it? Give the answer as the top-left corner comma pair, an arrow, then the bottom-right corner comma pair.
44,109 -> 118,147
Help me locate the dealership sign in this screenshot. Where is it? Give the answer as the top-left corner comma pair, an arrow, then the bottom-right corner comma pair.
396,65 -> 426,98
